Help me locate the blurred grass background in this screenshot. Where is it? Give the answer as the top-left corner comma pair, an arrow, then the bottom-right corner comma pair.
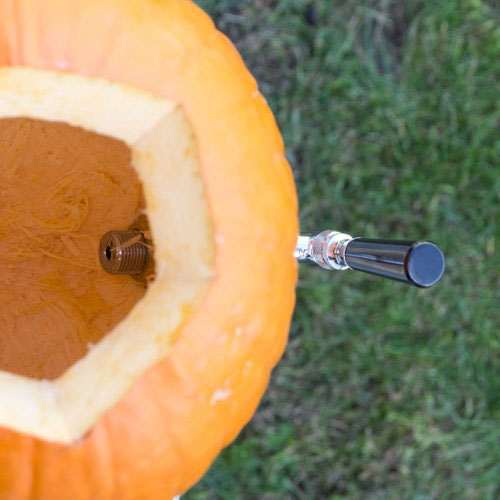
189,1 -> 499,498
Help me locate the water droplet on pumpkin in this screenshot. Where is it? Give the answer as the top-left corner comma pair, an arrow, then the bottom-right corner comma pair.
210,388 -> 232,406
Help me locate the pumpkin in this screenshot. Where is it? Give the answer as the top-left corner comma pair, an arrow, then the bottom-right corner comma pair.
0,1 -> 298,498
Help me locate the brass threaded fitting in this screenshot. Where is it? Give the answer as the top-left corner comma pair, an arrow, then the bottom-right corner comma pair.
99,230 -> 148,275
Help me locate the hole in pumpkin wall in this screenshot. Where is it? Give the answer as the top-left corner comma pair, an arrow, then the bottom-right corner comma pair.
0,117 -> 152,380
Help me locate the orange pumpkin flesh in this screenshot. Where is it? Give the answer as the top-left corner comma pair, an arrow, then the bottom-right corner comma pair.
0,1 -> 298,498
0,117 -> 146,380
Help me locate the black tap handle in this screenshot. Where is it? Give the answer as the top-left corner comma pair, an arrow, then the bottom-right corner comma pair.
344,239 -> 445,288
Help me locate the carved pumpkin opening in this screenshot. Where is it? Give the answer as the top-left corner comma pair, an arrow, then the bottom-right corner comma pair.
0,68 -> 215,443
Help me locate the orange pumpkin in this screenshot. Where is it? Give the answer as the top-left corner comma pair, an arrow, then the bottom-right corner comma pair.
0,0 -> 298,498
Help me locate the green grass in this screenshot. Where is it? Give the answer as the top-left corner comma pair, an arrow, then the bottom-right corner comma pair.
188,1 -> 500,498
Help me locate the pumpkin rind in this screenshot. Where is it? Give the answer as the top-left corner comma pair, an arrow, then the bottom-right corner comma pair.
0,0 -> 298,498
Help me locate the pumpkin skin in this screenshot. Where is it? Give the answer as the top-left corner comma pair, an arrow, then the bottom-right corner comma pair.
0,0 -> 298,498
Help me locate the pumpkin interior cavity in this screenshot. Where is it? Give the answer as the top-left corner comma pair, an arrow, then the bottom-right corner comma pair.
0,117 -> 148,380
0,68 -> 214,443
